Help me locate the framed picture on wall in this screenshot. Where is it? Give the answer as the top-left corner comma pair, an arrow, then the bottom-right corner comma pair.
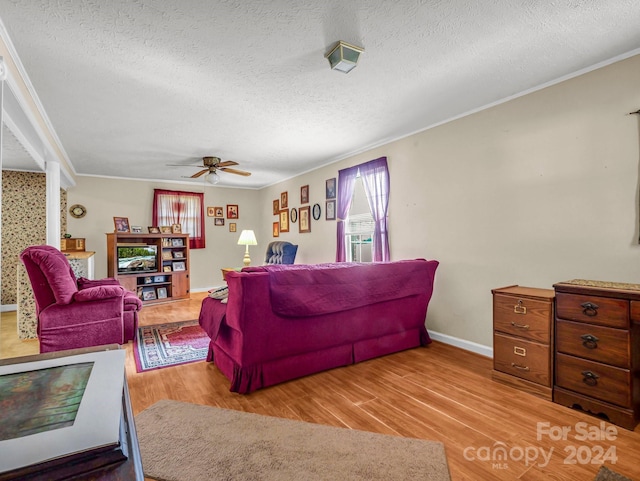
280,191 -> 288,209
214,218 -> 225,226
229,222 -> 237,233
207,207 -> 216,217
326,200 -> 336,220
299,206 -> 310,233
279,209 -> 289,233
226,204 -> 238,219
273,199 -> 279,215
326,178 -> 336,199
300,185 -> 309,204
273,221 -> 280,237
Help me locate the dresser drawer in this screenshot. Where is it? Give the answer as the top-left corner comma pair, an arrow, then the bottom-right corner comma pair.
493,294 -> 551,343
556,293 -> 629,328
494,333 -> 550,386
555,353 -> 631,407
556,320 -> 630,368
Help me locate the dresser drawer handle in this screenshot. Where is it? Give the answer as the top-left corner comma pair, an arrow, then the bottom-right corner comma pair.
513,300 -> 527,315
580,302 -> 599,316
511,363 -> 530,371
581,370 -> 599,386
580,334 -> 599,349
510,321 -> 530,330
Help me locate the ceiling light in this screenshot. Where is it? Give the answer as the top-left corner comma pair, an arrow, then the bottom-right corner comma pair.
205,171 -> 220,185
325,41 -> 364,74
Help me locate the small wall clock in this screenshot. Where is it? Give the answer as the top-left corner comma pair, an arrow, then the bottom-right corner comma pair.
69,204 -> 87,219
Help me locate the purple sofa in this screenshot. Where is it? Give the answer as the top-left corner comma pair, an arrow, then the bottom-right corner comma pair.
20,245 -> 143,353
199,259 -> 438,393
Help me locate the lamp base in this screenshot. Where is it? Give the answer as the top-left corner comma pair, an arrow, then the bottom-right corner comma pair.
243,247 -> 251,267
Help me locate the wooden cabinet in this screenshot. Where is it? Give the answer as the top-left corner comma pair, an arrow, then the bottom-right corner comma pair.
553,280 -> 640,430
106,232 -> 190,305
492,285 -> 555,400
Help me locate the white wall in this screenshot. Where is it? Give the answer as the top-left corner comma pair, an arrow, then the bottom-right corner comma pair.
68,54 -> 640,352
260,54 -> 640,349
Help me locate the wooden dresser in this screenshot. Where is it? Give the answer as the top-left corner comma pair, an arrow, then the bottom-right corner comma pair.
492,285 -> 555,400
553,280 -> 640,430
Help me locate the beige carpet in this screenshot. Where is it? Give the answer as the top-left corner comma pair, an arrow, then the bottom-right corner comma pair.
135,399 -> 451,481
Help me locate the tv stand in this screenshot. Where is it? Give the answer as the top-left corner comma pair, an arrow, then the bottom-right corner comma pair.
106,232 -> 190,305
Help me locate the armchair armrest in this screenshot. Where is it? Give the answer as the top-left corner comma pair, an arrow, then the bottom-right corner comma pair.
74,285 -> 125,302
77,277 -> 120,289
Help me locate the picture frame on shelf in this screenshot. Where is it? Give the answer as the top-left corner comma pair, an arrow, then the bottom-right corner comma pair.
173,261 -> 186,271
131,225 -> 143,233
162,251 -> 173,260
273,221 -> 279,237
214,218 -> 225,226
326,178 -> 336,199
153,275 -> 165,283
171,223 -> 182,233
326,200 -> 336,220
300,185 -> 309,204
279,209 -> 289,233
171,238 -> 184,247
226,204 -> 238,219
163,266 -> 172,272
148,226 -> 160,234
290,207 -> 298,223
273,199 -> 279,215
280,191 -> 288,209
113,217 -> 130,233
142,289 -> 156,301
143,276 -> 153,284
229,222 -> 237,233
173,251 -> 184,259
160,226 -> 172,234
157,287 -> 168,299
299,206 -> 311,233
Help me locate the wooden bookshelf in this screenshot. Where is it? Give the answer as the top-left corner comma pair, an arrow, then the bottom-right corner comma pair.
106,232 -> 190,305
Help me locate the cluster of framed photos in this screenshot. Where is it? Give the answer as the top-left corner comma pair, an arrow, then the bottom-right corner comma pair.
137,275 -> 170,301
113,217 -> 183,235
206,205 -> 238,231
271,178 -> 336,237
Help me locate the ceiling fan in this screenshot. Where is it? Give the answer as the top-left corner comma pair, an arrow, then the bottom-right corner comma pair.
173,156 -> 251,184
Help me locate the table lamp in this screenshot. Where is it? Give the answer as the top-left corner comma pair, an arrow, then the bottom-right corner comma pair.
237,230 -> 257,266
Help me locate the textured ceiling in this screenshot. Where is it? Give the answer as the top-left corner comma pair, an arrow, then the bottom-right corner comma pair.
1,1 -> 640,188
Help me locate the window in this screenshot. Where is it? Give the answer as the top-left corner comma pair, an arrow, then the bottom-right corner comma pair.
152,189 -> 205,249
345,212 -> 374,262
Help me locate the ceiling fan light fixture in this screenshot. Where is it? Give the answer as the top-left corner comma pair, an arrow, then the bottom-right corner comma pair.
205,171 -> 220,185
325,41 -> 364,73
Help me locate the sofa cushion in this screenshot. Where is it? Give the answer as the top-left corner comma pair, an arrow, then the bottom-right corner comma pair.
260,260 -> 438,317
24,247 -> 78,305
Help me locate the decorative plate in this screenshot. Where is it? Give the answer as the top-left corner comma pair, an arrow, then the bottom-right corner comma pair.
69,204 -> 87,219
312,203 -> 321,220
290,208 -> 298,223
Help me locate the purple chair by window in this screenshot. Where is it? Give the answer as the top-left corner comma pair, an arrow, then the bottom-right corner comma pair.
19,245 -> 143,353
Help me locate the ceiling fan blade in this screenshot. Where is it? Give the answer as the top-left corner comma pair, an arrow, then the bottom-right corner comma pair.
215,160 -> 239,167
190,169 -> 210,178
220,167 -> 251,176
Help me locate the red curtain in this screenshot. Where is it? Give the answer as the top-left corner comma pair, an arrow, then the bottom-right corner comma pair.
152,189 -> 205,249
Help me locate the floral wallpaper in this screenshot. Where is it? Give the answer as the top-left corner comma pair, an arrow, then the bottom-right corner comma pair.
1,171 -> 67,305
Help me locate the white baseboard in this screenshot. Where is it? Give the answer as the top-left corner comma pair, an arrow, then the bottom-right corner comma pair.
1,304 -> 17,312
428,330 -> 493,358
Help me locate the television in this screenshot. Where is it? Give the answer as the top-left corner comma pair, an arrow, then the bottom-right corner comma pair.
117,244 -> 157,274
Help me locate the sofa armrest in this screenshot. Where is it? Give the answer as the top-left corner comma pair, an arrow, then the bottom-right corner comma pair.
74,285 -> 125,302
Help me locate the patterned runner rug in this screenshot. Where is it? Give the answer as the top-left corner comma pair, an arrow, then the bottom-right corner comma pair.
133,320 -> 209,372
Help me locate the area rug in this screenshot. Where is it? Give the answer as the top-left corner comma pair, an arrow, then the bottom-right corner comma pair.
133,320 -> 209,372
593,466 -> 633,481
135,399 -> 451,481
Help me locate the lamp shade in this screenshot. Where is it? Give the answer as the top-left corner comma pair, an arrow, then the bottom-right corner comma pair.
325,41 -> 364,73
237,230 -> 257,246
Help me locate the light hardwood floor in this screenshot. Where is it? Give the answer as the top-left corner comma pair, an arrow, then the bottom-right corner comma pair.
2,294 -> 639,480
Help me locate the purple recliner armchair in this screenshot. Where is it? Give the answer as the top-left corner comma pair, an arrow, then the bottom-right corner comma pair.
20,245 -> 142,353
